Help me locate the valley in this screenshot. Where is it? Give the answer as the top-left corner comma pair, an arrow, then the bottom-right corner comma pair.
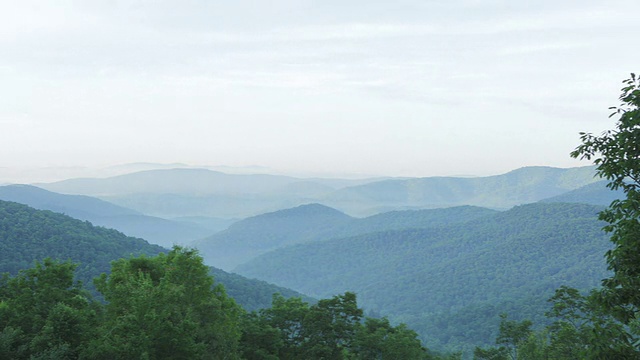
0,164 -> 622,356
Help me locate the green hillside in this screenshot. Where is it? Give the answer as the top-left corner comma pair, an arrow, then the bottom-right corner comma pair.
0,185 -> 213,247
194,203 -> 354,270
194,203 -> 496,271
0,199 -> 309,311
0,199 -> 163,286
235,202 -> 611,351
335,205 -> 498,238
0,184 -> 139,218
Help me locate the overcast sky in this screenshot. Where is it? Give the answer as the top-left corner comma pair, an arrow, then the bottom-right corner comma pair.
1,0 -> 638,178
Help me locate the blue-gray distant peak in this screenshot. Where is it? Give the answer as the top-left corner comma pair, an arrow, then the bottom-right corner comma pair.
255,203 -> 351,219
0,184 -> 140,217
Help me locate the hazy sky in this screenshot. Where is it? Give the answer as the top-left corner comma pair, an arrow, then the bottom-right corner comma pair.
1,0 -> 639,178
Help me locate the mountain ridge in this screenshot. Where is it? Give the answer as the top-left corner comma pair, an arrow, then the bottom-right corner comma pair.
234,202 -> 611,351
31,165 -> 600,218
0,199 -> 310,310
193,203 -> 498,271
0,184 -> 214,247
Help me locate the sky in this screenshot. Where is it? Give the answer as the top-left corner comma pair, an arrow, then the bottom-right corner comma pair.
1,0 -> 639,179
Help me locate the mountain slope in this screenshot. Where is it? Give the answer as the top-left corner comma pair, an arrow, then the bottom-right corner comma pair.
193,203 -> 355,270
322,166 -> 599,215
0,199 -> 309,310
37,168 -> 377,197
36,168 -> 377,218
334,205 -> 498,238
37,168 -> 301,196
34,166 -> 598,219
235,202 -> 611,350
0,199 -> 164,285
539,180 -> 623,206
0,185 -> 212,247
0,184 -> 139,218
194,203 -> 497,271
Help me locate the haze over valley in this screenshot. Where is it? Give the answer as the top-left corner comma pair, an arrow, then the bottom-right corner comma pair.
0,162 -> 625,355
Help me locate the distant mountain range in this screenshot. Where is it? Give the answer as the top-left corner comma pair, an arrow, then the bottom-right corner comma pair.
320,165 -> 600,214
33,165 -> 600,218
0,162 -> 281,184
35,168 -> 377,218
539,179 -> 623,206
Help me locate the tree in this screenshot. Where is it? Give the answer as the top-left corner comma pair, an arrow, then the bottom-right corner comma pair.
87,247 -> 242,360
571,73 -> 640,324
545,286 -> 636,359
0,259 -> 98,360
351,317 -> 429,360
253,294 -> 310,359
251,292 -> 362,359
241,292 -> 433,359
239,311 -> 283,360
303,292 -> 363,358
473,314 -> 532,360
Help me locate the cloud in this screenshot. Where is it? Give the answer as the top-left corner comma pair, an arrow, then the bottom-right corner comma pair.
1,0 -> 639,175
498,42 -> 590,56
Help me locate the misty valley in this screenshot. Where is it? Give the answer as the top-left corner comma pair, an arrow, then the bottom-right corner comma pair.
1,163 -> 635,359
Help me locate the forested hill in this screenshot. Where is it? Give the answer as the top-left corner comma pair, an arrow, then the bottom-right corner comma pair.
235,202 -> 611,352
0,184 -> 139,217
341,205 -> 498,236
0,184 -> 213,247
538,180 -> 624,206
0,199 -> 308,310
0,199 -> 162,283
194,203 -> 497,271
321,165 -> 598,215
194,203 -> 355,270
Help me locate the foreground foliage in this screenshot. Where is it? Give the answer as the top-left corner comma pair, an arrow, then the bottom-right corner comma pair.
473,73 -> 640,359
0,259 -> 99,359
0,248 -> 441,359
474,287 -> 638,359
239,292 -> 445,359
0,248 -> 242,360
571,73 -> 640,325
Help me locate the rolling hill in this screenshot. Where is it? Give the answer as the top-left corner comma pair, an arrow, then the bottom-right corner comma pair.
0,185 -> 213,247
321,166 -> 599,215
34,166 -> 600,219
193,203 -> 355,270
234,202 -> 612,351
538,179 -> 624,206
36,168 -> 298,196
193,203 -> 498,271
0,199 -> 310,310
35,168 -> 376,218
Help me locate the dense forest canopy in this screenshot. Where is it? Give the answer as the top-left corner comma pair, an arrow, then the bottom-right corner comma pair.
0,248 -> 449,359
0,199 -> 307,311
